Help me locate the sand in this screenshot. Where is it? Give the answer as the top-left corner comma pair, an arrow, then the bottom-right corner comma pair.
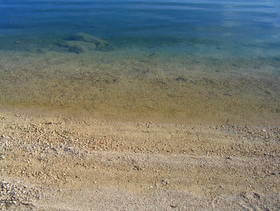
0,48 -> 280,210
0,49 -> 279,124
0,106 -> 279,210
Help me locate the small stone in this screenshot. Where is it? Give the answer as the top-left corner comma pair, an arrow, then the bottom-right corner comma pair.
170,204 -> 178,208
175,76 -> 188,82
253,192 -> 261,199
133,165 -> 142,171
161,179 -> 169,185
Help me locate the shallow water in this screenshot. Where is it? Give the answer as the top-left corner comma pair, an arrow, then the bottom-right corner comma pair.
0,0 -> 280,123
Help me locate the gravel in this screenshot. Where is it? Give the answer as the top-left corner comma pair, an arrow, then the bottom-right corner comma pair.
0,180 -> 41,210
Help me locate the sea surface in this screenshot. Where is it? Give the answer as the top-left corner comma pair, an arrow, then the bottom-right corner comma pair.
0,0 -> 280,123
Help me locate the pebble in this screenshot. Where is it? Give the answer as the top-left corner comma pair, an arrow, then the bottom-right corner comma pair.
161,179 -> 169,186
170,204 -> 178,208
0,180 -> 41,208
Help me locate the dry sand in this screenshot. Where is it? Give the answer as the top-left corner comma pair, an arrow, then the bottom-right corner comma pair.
0,107 -> 279,210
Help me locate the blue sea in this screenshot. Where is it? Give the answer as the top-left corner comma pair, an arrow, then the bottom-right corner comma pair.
0,0 -> 279,122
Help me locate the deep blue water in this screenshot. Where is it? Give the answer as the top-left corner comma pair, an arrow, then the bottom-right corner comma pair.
1,0 -> 280,58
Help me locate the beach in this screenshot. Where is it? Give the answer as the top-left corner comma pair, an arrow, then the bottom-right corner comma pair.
1,0 -> 280,209
0,106 -> 280,210
0,49 -> 279,124
0,48 -> 280,210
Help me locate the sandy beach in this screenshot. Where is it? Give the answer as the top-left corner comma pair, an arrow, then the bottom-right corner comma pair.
1,0 -> 280,209
0,105 -> 279,210
0,48 -> 280,210
0,31 -> 280,211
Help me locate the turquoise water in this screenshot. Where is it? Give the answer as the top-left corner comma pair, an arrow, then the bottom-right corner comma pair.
0,0 -> 280,122
1,0 -> 280,58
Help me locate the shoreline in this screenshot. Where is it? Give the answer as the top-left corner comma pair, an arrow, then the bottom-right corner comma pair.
0,49 -> 279,128
1,1 -> 280,209
1,107 -> 279,210
0,45 -> 279,210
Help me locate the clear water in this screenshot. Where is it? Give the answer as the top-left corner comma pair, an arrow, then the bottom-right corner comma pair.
0,0 -> 280,123
1,0 -> 280,57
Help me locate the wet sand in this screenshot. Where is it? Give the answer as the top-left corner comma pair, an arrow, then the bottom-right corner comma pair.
0,48 -> 280,210
0,49 -> 279,124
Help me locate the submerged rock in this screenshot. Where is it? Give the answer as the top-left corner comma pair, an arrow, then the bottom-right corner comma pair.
55,32 -> 111,53
67,32 -> 110,49
56,40 -> 97,54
